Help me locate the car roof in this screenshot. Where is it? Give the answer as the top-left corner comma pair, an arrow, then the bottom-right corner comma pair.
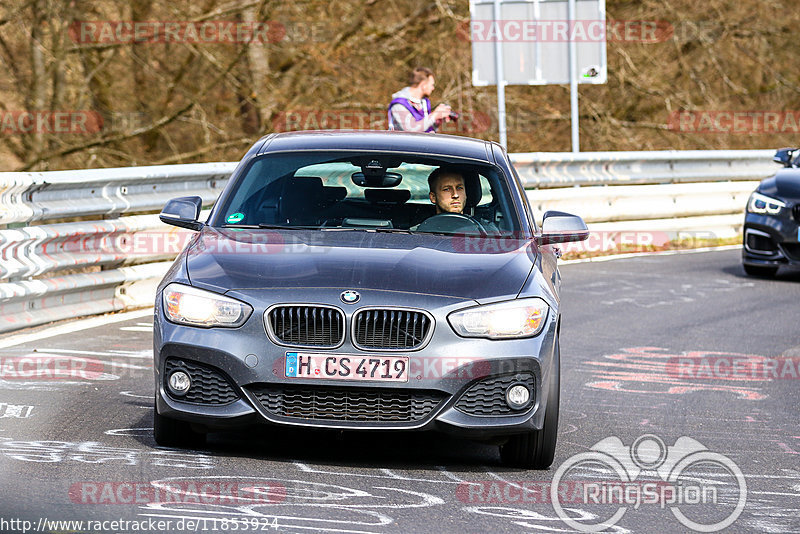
256,130 -> 497,162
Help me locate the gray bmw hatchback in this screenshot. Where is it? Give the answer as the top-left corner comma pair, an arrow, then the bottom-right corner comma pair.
154,131 -> 588,468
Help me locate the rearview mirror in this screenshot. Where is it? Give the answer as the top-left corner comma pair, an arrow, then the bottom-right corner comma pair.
538,211 -> 589,245
351,171 -> 402,188
773,147 -> 798,167
159,196 -> 204,231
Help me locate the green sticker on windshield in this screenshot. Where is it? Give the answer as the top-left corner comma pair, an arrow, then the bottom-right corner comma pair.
226,212 -> 245,223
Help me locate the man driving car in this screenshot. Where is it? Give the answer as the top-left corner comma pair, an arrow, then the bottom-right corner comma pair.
412,168 -> 500,234
428,168 -> 466,214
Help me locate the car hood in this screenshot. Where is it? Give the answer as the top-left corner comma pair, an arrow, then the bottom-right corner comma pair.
760,169 -> 800,199
185,228 -> 536,301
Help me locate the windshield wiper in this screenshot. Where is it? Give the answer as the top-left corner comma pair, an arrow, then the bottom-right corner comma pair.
321,227 -> 416,234
313,226 -> 414,233
219,223 -> 316,230
257,223 -> 318,230
371,227 -> 414,234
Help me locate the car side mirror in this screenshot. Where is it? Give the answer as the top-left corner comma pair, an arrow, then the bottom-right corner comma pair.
159,196 -> 204,231
773,147 -> 798,167
538,211 -> 589,245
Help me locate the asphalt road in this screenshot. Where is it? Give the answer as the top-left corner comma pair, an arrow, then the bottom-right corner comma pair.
0,248 -> 798,533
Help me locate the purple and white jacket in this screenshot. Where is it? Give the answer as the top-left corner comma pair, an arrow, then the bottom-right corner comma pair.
387,87 -> 438,133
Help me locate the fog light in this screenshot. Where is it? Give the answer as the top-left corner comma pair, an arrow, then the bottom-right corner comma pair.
168,370 -> 191,396
506,384 -> 531,409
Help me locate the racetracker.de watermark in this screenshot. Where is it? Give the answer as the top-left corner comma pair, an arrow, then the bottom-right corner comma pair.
0,111 -> 103,135
457,479 -> 677,504
54,230 -> 716,258
667,354 -> 800,380
0,355 -> 148,381
69,480 -> 286,504
70,21 -> 284,44
69,20 -> 331,44
0,516 -> 279,533
452,230 -> 714,255
668,111 -> 800,134
0,111 -> 150,135
550,434 -> 747,532
463,20 -> 674,43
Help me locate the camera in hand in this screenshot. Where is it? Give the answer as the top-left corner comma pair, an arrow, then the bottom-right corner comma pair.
439,103 -> 459,122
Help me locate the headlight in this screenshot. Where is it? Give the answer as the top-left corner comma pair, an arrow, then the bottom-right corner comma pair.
162,283 -> 252,328
748,192 -> 786,215
448,298 -> 549,339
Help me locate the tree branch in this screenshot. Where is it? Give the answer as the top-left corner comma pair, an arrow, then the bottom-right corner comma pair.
17,100 -> 196,170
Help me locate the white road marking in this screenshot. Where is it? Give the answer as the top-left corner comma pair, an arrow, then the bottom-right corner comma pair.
34,348 -> 151,359
486,471 -> 523,488
464,506 -> 624,532
435,466 -> 475,484
292,462 -> 477,485
0,403 -> 34,418
121,391 -> 154,399
0,308 -> 153,349
105,427 -> 153,436
373,486 -> 445,506
140,475 -> 446,533
0,438 -> 214,468
293,461 -> 315,472
120,326 -> 153,332
379,468 -> 404,479
561,244 -> 742,265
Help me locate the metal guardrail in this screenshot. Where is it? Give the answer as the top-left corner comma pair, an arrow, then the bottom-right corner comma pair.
527,181 -> 759,223
0,162 -> 235,225
0,262 -> 167,333
0,164 -> 233,334
511,149 -> 776,188
0,150 -> 778,334
0,214 -> 184,280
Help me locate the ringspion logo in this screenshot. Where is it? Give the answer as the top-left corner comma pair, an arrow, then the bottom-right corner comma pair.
551,434 -> 746,532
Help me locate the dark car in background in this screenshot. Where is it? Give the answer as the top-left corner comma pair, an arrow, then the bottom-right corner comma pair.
742,147 -> 800,276
153,131 -> 588,468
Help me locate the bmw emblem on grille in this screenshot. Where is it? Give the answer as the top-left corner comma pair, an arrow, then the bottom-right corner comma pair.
341,290 -> 360,304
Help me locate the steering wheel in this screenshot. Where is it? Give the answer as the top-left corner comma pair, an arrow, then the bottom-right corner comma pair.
415,212 -> 488,236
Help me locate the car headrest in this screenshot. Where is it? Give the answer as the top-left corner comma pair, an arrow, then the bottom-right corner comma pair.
364,188 -> 411,204
280,177 -> 326,224
322,186 -> 347,203
285,176 -> 324,192
462,171 -> 482,209
283,177 -> 324,202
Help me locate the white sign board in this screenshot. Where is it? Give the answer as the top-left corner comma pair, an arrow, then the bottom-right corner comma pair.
470,0 -> 607,86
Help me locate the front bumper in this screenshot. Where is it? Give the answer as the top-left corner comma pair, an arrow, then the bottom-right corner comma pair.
154,288 -> 559,439
742,211 -> 800,266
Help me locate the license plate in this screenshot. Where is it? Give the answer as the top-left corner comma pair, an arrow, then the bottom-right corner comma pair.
284,352 -> 408,382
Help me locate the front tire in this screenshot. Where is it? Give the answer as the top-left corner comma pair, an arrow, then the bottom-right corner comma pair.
743,264 -> 778,277
500,342 -> 560,469
153,400 -> 206,448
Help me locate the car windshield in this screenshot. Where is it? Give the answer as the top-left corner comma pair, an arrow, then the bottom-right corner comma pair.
211,151 -> 522,236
